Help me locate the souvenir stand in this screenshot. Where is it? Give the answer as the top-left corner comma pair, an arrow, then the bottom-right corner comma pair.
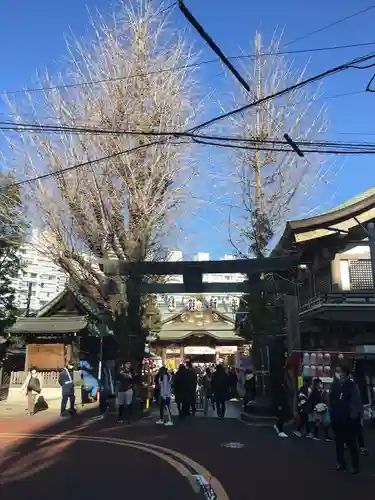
289,350 -> 356,396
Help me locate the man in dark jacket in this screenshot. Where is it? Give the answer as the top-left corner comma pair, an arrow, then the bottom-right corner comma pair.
185,362 -> 198,416
173,364 -> 188,418
211,364 -> 229,419
59,362 -> 76,417
330,364 -> 361,474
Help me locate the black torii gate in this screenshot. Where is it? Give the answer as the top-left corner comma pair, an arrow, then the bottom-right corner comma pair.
100,256 -> 301,409
99,256 -> 300,354
100,256 -> 298,294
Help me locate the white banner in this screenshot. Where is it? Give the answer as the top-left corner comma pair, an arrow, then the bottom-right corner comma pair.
215,346 -> 237,355
184,346 -> 216,355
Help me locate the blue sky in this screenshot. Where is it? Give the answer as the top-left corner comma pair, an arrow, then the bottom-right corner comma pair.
1,0 -> 375,258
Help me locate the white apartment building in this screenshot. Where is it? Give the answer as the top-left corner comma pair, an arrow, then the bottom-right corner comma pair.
11,244 -> 245,314
12,243 -> 68,313
162,250 -> 245,314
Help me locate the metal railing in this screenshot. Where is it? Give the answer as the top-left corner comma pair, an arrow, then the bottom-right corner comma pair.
300,290 -> 375,314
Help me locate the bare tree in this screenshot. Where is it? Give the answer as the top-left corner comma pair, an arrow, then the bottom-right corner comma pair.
227,31 -> 329,258
3,0 -> 200,355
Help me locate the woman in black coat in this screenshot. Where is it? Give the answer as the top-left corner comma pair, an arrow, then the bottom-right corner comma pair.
211,365 -> 230,419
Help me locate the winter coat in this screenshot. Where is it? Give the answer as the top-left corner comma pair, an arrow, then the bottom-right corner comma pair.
186,369 -> 198,395
296,386 -> 311,414
211,370 -> 229,401
173,368 -> 188,401
116,372 -> 133,393
159,374 -> 172,400
59,368 -> 75,396
330,378 -> 362,424
21,373 -> 43,396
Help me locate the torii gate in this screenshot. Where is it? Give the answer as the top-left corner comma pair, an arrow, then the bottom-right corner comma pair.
99,256 -> 301,354
100,256 -> 297,294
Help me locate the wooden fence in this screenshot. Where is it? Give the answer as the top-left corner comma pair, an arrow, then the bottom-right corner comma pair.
10,370 -> 81,387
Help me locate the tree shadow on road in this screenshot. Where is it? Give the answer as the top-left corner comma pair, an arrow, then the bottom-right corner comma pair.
0,406 -> 174,500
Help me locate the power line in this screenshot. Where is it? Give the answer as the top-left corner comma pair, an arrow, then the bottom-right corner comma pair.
2,42 -> 375,96
190,51 -> 375,132
285,4 -> 375,47
3,118 -> 375,156
4,119 -> 375,147
178,0 -> 250,91
4,119 -> 375,152
0,141 -> 164,191
192,137 -> 375,155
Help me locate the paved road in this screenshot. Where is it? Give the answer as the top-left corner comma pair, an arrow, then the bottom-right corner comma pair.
1,409 -> 375,500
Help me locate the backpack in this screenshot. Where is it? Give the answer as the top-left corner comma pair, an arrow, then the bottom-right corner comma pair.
28,376 -> 41,393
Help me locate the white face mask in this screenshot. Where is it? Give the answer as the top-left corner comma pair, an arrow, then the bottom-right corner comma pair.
31,371 -> 37,377
67,365 -> 73,370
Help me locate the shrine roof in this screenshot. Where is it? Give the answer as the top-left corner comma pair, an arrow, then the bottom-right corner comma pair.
6,316 -> 88,335
157,329 -> 242,342
273,186 -> 375,254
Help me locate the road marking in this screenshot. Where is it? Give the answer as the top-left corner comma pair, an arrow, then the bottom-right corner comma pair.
221,442 -> 244,448
0,433 -> 230,500
193,474 -> 218,499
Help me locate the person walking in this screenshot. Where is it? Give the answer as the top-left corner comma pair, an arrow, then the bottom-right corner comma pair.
185,362 -> 198,417
156,367 -> 173,426
330,364 -> 361,474
228,367 -> 238,400
211,364 -> 229,419
293,378 -> 312,437
173,364 -> 188,418
243,369 -> 257,410
202,367 -> 215,416
116,362 -> 134,424
349,374 -> 369,456
21,367 -> 43,416
59,362 -> 76,417
273,382 -> 289,438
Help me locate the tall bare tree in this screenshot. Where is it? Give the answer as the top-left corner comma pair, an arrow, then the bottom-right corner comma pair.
224,32 -> 331,397
227,31 -> 328,258
3,0 -> 200,357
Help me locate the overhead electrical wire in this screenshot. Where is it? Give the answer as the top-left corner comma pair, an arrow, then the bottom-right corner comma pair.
189,51 -> 375,132
4,119 -> 375,151
1,41 -> 375,96
2,131 -> 375,194
0,141 -> 167,192
2,119 -> 375,161
284,3 -> 375,47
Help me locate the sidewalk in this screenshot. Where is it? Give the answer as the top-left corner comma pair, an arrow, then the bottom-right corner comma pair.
0,398 -> 98,418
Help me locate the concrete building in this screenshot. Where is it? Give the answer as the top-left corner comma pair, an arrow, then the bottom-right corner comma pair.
12,236 -> 68,313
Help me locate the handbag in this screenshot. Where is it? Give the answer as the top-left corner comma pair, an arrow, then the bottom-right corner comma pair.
34,395 -> 48,413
